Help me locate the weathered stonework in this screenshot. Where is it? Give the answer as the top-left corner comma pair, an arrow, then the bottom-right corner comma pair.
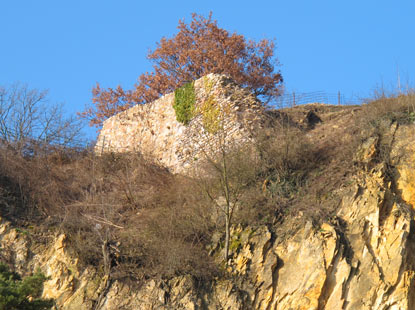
95,74 -> 264,173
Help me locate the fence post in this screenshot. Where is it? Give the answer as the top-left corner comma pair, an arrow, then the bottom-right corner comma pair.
293,92 -> 296,107
338,91 -> 341,105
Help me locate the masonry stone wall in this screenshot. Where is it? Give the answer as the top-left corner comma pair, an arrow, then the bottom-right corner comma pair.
96,74 -> 265,173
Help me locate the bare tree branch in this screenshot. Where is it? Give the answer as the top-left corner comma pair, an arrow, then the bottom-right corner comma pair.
0,83 -> 85,153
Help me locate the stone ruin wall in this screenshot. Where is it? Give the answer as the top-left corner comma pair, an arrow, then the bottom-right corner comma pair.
95,74 -> 265,173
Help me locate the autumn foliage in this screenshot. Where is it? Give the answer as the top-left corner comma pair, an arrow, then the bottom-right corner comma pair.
81,13 -> 283,127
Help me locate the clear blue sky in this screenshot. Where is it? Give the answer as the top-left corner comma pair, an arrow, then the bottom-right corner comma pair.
1,1 -> 414,140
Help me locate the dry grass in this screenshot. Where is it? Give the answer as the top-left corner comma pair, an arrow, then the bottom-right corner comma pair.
0,148 -> 217,280
246,92 -> 415,230
0,92 -> 414,281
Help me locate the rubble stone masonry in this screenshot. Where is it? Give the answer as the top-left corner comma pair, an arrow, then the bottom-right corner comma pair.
95,74 -> 265,173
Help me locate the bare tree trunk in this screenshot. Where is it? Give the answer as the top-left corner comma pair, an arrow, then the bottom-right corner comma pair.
94,239 -> 112,310
225,212 -> 230,262
222,146 -> 232,263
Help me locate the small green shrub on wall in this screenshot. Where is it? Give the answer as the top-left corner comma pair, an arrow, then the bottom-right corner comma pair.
173,81 -> 196,125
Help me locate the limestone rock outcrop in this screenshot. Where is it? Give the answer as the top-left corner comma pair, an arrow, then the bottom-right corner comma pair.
1,121 -> 415,309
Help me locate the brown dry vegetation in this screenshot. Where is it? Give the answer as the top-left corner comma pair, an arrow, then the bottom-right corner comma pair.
81,12 -> 282,127
0,149 -> 217,280
1,92 -> 414,282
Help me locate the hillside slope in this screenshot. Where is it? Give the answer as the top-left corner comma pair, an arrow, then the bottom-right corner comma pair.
0,81 -> 415,309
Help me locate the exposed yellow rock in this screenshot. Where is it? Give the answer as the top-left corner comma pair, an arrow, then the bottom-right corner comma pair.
392,124 -> 415,208
2,112 -> 415,310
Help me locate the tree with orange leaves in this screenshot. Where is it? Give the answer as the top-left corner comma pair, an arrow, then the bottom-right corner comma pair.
81,12 -> 283,127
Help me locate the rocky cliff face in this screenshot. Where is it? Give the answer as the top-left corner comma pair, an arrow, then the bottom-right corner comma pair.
1,121 -> 415,309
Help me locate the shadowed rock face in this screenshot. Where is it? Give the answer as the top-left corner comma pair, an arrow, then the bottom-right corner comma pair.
95,73 -> 264,174
1,122 -> 415,309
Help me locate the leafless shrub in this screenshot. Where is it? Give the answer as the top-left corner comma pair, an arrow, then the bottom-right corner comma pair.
0,147 -> 217,281
0,83 -> 84,154
3,90 -> 414,284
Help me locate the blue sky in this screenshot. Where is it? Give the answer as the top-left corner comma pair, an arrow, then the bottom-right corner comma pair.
1,1 -> 414,140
